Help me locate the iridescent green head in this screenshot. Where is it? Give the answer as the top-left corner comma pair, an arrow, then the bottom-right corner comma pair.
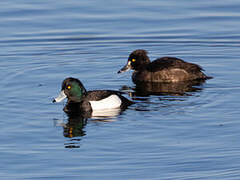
53,77 -> 87,103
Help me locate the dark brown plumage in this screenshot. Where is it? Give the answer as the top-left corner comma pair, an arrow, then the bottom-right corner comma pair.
118,49 -> 212,83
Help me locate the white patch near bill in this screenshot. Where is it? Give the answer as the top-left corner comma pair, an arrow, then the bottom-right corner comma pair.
89,95 -> 122,110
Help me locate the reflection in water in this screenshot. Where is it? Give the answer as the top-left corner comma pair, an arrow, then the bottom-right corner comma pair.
91,108 -> 121,119
54,108 -> 123,148
121,80 -> 206,112
55,115 -> 87,148
63,115 -> 87,138
122,80 -> 205,97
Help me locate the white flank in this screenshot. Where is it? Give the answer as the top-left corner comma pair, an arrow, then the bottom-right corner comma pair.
89,95 -> 122,110
91,108 -> 121,118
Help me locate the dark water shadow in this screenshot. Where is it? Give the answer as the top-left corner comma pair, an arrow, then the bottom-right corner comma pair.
54,107 -> 126,148
121,80 -> 206,97
61,114 -> 87,148
120,80 -> 207,112
64,115 -> 87,137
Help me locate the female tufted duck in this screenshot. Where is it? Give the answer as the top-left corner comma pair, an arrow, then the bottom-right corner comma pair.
118,49 -> 212,83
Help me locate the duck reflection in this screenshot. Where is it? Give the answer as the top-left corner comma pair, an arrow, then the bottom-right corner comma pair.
63,114 -> 87,138
91,108 -> 121,119
62,114 -> 87,148
122,80 -> 206,97
55,107 -> 124,148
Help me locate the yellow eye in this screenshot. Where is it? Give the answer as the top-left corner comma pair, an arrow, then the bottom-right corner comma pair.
67,85 -> 71,89
132,58 -> 136,62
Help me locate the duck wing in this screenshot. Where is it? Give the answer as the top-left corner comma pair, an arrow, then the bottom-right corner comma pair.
147,57 -> 204,73
83,90 -> 133,109
83,90 -> 122,101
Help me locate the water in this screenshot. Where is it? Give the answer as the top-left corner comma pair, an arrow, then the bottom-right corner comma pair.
1,0 -> 240,179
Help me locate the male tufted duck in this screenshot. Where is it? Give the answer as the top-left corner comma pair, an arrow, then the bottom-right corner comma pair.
53,77 -> 133,115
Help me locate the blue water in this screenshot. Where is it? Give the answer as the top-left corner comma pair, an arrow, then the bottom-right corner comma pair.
1,0 -> 240,179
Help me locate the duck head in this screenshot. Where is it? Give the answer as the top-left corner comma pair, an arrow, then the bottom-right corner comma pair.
53,77 -> 87,103
118,49 -> 150,73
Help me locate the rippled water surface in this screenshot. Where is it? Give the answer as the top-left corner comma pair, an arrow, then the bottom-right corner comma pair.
1,1 -> 240,179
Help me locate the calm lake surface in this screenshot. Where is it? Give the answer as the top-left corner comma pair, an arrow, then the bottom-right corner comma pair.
1,0 -> 240,179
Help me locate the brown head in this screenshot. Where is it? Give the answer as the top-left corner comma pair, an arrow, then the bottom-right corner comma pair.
118,49 -> 151,73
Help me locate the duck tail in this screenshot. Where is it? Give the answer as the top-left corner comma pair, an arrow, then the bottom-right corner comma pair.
204,75 -> 213,80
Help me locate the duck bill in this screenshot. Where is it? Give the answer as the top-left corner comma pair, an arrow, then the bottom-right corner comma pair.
118,61 -> 132,73
53,90 -> 67,103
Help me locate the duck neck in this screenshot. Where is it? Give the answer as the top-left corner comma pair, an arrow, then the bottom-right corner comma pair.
135,62 -> 150,71
69,85 -> 87,102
